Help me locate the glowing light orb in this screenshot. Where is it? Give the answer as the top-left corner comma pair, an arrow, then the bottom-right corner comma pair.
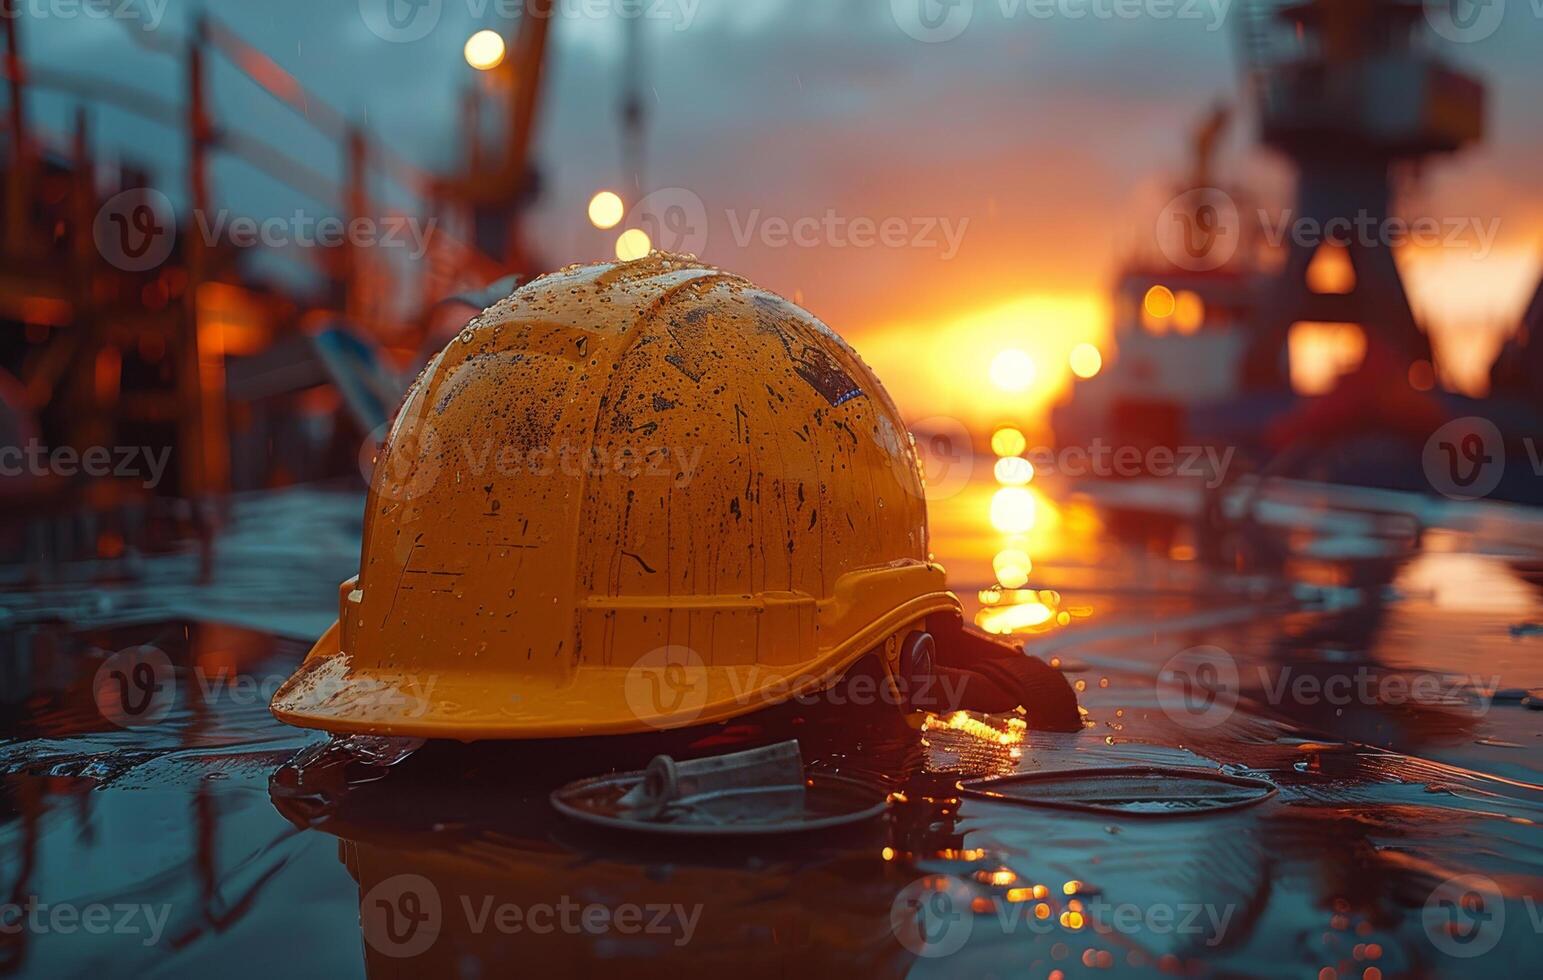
1173,290 -> 1204,334
1068,343 -> 1102,379
1143,284 -> 1175,319
994,456 -> 1034,486
990,426 -> 1026,457
464,30 -> 506,71
976,601 -> 1053,634
992,548 -> 1032,589
990,486 -> 1036,533
588,191 -> 625,230
615,228 -> 652,261
989,349 -> 1035,393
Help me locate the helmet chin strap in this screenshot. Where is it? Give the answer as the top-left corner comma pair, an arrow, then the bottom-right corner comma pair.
928,616 -> 1083,731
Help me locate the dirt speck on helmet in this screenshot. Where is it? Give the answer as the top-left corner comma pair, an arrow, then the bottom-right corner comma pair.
271,257 -> 959,739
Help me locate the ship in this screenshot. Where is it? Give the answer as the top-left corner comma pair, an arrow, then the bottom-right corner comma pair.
1053,0 -> 1543,505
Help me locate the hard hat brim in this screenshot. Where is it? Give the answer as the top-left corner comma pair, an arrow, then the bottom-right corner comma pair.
271,591 -> 960,741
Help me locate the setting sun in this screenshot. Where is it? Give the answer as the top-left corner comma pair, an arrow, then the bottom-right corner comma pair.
856,293 -> 1107,435
990,349 -> 1036,392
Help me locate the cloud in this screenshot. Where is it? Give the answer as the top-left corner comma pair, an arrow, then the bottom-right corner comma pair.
15,0 -> 1541,363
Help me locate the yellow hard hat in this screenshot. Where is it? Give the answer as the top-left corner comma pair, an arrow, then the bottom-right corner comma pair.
270,254 -> 961,739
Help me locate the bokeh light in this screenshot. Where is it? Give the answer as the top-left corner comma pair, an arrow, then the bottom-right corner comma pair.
1173,290 -> 1204,334
588,191 -> 625,230
993,548 -> 1032,588
990,486 -> 1036,533
463,30 -> 506,71
615,228 -> 652,261
994,455 -> 1034,485
1143,284 -> 1176,319
990,426 -> 1026,457
1306,244 -> 1356,294
1068,343 -> 1102,379
977,601 -> 1053,634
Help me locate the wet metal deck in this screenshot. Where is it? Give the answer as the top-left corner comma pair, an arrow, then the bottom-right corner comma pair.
1,481 -> 1540,977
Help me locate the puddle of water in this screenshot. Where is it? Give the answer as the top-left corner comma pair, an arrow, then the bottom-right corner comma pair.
0,483 -> 1540,976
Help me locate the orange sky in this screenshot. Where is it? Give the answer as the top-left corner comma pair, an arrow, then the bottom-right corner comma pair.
26,0 -> 1542,426
518,6 -> 1543,425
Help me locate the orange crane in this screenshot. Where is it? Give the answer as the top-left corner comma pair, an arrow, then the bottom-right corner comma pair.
1,6 -> 554,506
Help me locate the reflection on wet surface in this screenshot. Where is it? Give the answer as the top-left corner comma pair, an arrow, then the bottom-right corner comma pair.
2,482 -> 1542,977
